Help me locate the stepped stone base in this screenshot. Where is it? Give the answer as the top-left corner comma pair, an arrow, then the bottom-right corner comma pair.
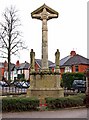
27,72 -> 64,98
27,87 -> 64,98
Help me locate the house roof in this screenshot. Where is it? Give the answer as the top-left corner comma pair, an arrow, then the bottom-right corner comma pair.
63,54 -> 89,66
15,59 -> 54,70
48,53 -> 89,68
35,59 -> 54,68
17,61 -> 30,70
0,61 -> 15,71
49,56 -> 71,68
10,63 -> 15,71
60,56 -> 71,66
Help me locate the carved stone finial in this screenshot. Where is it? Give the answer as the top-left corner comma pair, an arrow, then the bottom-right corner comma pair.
55,49 -> 60,69
30,49 -> 35,71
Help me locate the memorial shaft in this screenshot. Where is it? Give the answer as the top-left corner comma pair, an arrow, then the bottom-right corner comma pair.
42,8 -> 48,70
31,4 -> 58,70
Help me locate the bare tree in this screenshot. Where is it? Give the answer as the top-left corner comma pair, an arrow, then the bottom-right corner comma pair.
0,6 -> 26,81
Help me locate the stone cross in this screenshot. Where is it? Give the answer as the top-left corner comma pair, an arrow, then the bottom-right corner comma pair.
31,4 -> 58,71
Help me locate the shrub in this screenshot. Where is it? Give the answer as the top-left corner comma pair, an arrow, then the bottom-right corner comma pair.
45,94 -> 86,109
17,74 -> 25,80
2,97 -> 39,112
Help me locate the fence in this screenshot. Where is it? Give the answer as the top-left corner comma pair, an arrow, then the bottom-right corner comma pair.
0,86 -> 27,96
64,88 -> 78,96
0,86 -> 82,96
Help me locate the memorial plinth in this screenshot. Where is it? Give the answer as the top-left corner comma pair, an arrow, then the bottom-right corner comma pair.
27,4 -> 64,99
27,72 -> 64,98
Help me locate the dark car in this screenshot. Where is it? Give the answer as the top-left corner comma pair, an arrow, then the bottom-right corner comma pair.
72,80 -> 86,93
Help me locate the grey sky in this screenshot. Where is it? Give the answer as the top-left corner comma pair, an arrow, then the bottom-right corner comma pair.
0,0 -> 87,63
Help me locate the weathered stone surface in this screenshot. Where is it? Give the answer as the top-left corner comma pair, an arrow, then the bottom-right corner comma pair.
30,74 -> 60,88
27,72 -> 64,98
55,49 -> 60,68
55,49 -> 60,72
27,87 -> 64,99
30,49 -> 35,72
27,4 -> 64,99
31,4 -> 58,71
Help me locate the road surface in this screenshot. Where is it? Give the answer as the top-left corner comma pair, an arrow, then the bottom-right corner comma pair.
2,108 -> 88,119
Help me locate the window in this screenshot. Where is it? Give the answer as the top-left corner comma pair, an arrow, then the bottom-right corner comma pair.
65,66 -> 72,73
14,68 -> 17,74
75,65 -> 79,72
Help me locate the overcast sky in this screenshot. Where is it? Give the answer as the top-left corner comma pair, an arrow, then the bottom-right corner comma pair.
0,0 -> 88,63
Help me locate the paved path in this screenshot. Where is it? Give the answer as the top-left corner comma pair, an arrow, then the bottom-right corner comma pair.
2,108 -> 88,118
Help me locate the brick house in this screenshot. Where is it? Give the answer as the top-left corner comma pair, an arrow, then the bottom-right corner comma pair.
0,61 -> 15,81
60,51 -> 89,73
49,50 -> 89,74
16,61 -> 30,80
35,59 -> 54,72
0,61 -> 8,81
0,62 -> 4,80
4,61 -> 15,81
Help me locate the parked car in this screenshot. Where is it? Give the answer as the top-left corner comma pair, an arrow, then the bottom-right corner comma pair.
0,81 -> 8,87
72,80 -> 86,93
14,81 -> 30,88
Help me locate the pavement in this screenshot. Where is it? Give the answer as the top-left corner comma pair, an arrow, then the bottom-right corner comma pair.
2,108 -> 88,119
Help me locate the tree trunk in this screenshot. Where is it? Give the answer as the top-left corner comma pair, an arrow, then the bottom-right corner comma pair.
8,33 -> 11,82
8,29 -> 11,82
8,47 -> 11,82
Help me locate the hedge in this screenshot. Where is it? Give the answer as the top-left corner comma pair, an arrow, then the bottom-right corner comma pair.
61,72 -> 86,89
2,97 -> 39,112
45,94 -> 86,109
2,94 -> 86,112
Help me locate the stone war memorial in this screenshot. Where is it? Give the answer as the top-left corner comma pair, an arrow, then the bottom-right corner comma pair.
27,4 -> 64,99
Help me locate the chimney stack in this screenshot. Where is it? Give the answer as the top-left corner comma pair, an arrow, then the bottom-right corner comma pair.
16,60 -> 20,67
70,50 -> 76,57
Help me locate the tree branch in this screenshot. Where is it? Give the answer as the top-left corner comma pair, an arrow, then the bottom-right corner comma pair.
0,34 -> 7,48
0,49 -> 8,54
0,55 -> 7,58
